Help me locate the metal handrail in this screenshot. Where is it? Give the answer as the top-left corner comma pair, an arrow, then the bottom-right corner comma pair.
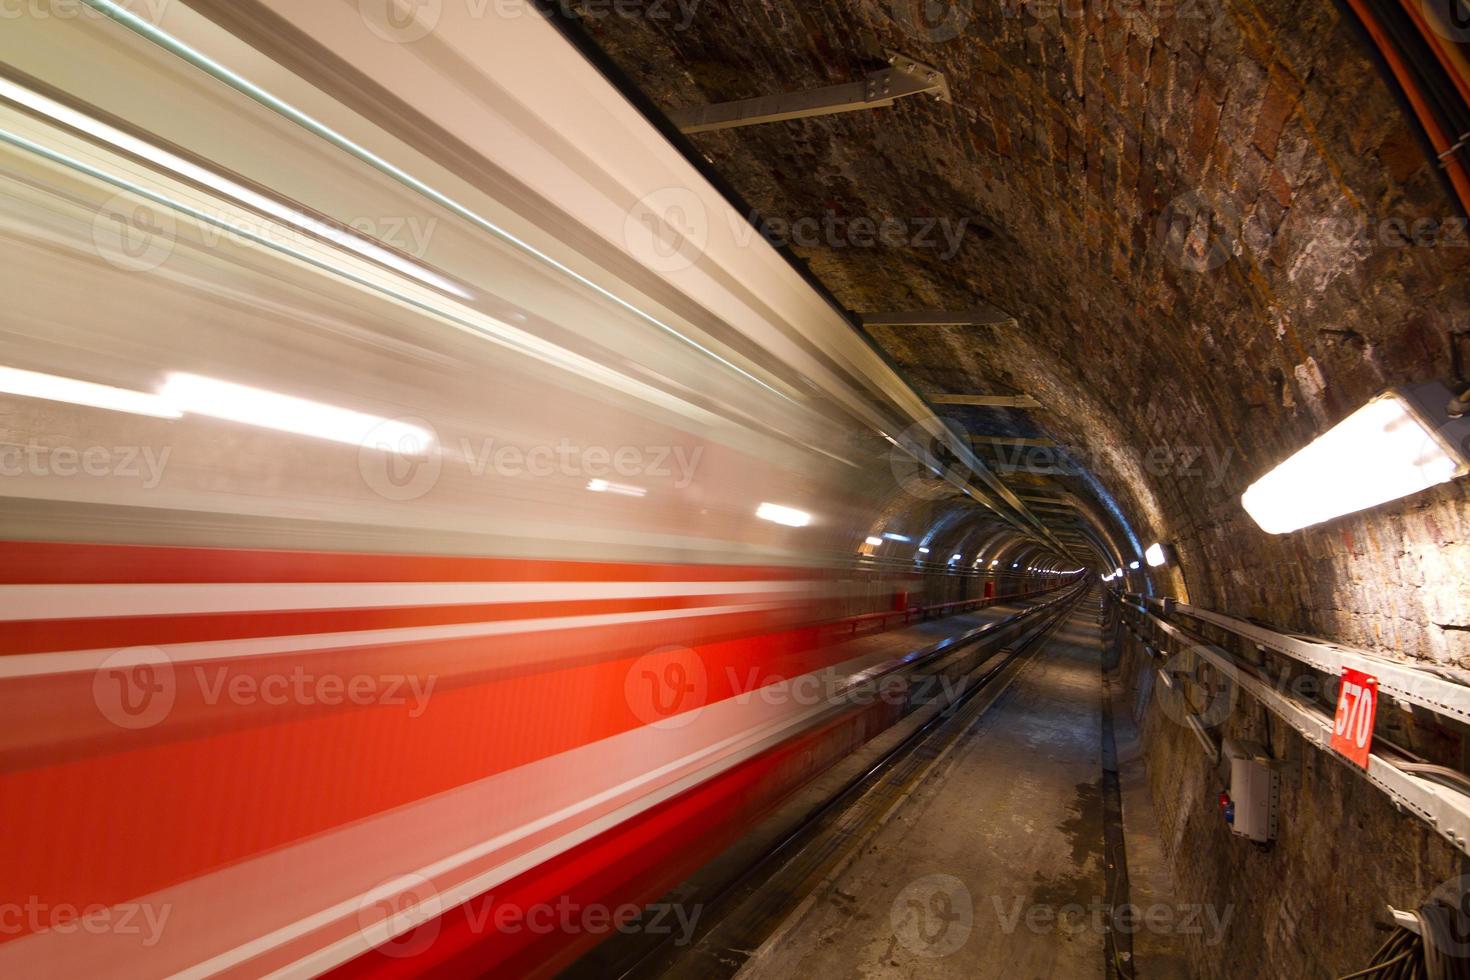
1104,588 -> 1470,857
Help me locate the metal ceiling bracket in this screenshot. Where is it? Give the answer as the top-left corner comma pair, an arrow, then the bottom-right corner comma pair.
931,394 -> 1043,409
862,308 -> 1013,327
668,51 -> 951,134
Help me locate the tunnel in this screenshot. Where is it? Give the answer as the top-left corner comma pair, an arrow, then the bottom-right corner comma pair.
1,0 -> 1468,977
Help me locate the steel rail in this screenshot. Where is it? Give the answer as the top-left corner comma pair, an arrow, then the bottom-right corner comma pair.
574,582 -> 1090,979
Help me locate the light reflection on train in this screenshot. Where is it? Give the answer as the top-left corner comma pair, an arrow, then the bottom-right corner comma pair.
0,4 -> 1079,977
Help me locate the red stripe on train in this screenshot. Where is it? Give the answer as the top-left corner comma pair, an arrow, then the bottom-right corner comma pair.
321,691 -> 906,979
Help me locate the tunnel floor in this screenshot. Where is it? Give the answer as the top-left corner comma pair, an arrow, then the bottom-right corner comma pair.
719,596 -> 1191,979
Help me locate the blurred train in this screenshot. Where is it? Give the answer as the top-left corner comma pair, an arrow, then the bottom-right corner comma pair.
0,2 -> 1084,976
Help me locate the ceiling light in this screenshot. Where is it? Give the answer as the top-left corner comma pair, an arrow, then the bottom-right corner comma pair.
587,479 -> 646,497
864,536 -> 883,546
1242,383 -> 1470,534
1145,542 -> 1168,567
883,532 -> 911,542
917,546 -> 930,554
0,365 -> 180,419
159,373 -> 431,449
1129,560 -> 1141,570
756,502 -> 811,527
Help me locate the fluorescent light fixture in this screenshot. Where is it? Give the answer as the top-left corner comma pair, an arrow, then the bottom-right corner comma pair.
159,373 -> 432,449
587,479 -> 646,497
1242,383 -> 1470,534
1012,563 -> 1019,568
950,553 -> 962,562
1145,542 -> 1167,567
990,560 -> 998,567
917,547 -> 930,554
864,536 -> 884,547
1128,560 -> 1141,570
756,502 -> 811,527
0,365 -> 179,419
1114,567 -> 1123,577
882,532 -> 911,542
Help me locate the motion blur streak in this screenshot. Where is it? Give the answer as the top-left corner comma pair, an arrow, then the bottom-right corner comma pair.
0,3 -> 1082,978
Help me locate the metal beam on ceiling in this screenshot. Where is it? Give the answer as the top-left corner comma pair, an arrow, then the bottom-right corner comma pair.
667,52 -> 950,134
931,394 -> 1042,408
861,308 -> 1014,327
968,435 -> 1059,448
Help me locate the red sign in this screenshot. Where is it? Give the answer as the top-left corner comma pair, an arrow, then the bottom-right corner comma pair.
1331,668 -> 1379,769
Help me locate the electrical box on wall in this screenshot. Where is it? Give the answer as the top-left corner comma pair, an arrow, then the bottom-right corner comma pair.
1220,739 -> 1280,843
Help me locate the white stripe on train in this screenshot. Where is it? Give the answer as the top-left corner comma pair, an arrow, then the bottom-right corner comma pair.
0,580 -> 827,621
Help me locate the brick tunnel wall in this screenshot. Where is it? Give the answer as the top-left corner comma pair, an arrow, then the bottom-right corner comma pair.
1112,617 -> 1466,978
570,0 -> 1470,974
575,0 -> 1470,663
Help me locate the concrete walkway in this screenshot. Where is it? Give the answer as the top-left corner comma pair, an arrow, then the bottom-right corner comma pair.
735,593 -> 1186,979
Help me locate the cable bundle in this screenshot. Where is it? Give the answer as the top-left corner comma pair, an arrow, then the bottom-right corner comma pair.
1340,900 -> 1470,980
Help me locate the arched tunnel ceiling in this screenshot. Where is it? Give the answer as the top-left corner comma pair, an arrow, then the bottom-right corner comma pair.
568,0 -> 1470,661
